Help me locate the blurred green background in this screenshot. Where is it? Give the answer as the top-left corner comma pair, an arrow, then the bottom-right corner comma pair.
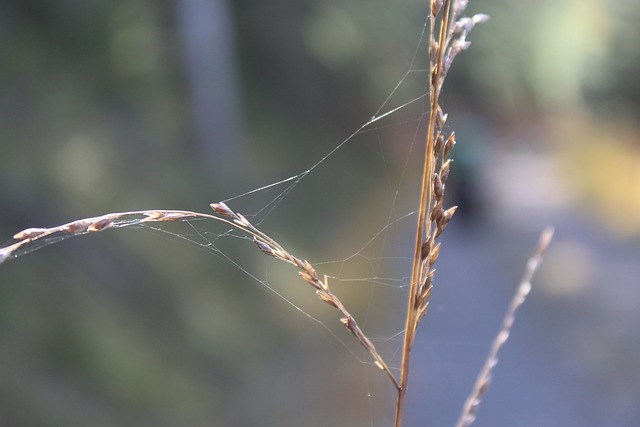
1,0 -> 639,426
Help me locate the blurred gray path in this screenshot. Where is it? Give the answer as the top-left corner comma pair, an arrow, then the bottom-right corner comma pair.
402,150 -> 640,427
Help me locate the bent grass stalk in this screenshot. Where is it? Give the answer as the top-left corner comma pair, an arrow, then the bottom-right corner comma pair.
0,1 -> 553,426
455,227 -> 555,427
394,2 -> 490,426
0,205 -> 398,389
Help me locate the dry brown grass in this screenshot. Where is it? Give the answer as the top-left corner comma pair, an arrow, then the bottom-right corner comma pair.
455,227 -> 554,427
0,1 -> 553,426
394,2 -> 489,426
0,204 -> 399,389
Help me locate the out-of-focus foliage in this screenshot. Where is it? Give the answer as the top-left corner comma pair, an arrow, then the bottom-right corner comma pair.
1,0 -> 639,426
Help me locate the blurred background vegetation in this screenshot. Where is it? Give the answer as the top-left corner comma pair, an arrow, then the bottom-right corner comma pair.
1,0 -> 639,426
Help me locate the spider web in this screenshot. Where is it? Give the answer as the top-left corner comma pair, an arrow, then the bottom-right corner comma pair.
139,17 -> 433,424
0,9 -> 479,427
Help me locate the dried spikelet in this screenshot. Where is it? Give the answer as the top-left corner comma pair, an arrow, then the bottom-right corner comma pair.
316,290 -> 338,308
444,132 -> 456,158
442,205 -> 458,222
142,211 -> 164,221
436,108 -> 447,129
421,281 -> 432,301
340,316 -> 359,339
417,291 -> 432,320
440,159 -> 452,182
13,228 -> 48,240
88,217 -> 113,232
421,239 -> 431,260
292,257 -> 306,270
254,238 -> 276,257
429,242 -> 441,267
298,270 -> 313,282
453,17 -> 473,35
434,132 -> 445,154
430,39 -> 439,63
416,280 -> 430,308
64,220 -> 91,234
472,14 -> 490,25
427,268 -> 435,284
210,201 -> 235,217
451,38 -> 472,53
431,200 -> 444,223
433,173 -> 444,199
430,65 -> 438,86
435,206 -> 457,237
454,0 -> 469,16
156,212 -> 192,221
417,303 -> 428,321
298,271 -> 321,290
303,260 -> 317,278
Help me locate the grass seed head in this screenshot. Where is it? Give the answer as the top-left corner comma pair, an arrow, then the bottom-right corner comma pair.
13,228 -> 48,240
210,202 -> 235,217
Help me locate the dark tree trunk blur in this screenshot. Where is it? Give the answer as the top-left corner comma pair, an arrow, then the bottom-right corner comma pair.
177,0 -> 246,185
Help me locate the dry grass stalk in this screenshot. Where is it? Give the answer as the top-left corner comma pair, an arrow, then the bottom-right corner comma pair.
210,203 -> 400,390
0,2 -> 553,425
0,202 -> 398,390
455,227 -> 554,427
394,2 -> 489,426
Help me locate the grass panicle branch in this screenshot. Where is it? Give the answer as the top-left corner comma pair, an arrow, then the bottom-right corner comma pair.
394,1 -> 488,426
1,202 -> 399,390
0,2 -> 554,425
455,227 -> 555,427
